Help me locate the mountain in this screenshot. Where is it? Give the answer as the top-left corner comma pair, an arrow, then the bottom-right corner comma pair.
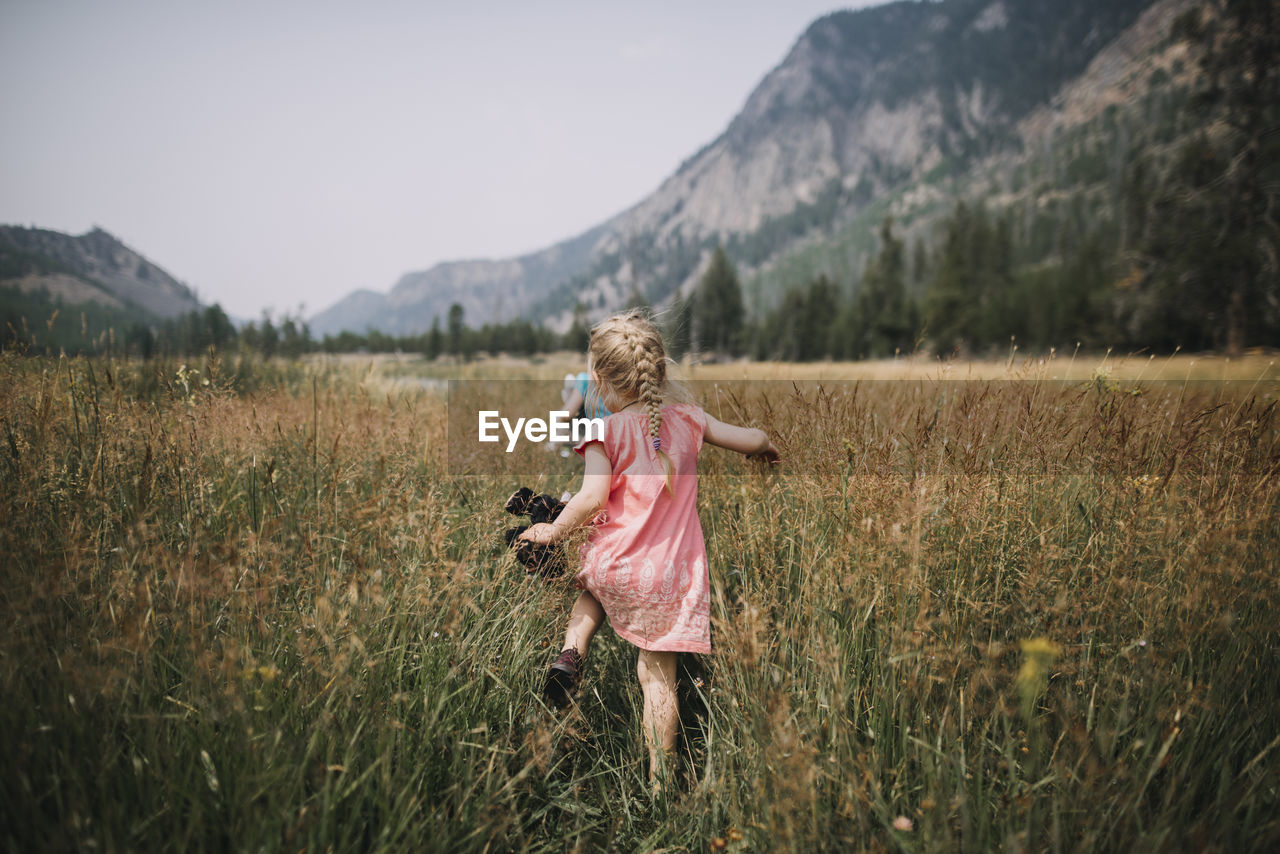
735,0 -> 1203,305
312,224 -> 605,337
0,225 -> 200,320
312,0 -> 1168,336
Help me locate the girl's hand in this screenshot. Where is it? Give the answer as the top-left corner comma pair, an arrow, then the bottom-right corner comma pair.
749,440 -> 780,465
705,415 -> 779,465
520,523 -> 560,545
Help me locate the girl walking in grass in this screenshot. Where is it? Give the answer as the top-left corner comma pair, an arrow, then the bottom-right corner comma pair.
520,310 -> 778,792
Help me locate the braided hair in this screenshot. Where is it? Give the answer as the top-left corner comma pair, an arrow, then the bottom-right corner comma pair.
588,310 -> 677,494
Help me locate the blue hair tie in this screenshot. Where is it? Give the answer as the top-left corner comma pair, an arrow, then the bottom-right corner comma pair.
652,436 -> 661,451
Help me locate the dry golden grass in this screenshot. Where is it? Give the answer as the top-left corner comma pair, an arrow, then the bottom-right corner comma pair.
2,349 -> 1277,852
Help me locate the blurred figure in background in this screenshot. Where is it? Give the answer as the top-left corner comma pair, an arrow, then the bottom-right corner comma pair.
562,368 -> 610,421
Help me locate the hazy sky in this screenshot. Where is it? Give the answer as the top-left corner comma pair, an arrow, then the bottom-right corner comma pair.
1,1 -> 878,321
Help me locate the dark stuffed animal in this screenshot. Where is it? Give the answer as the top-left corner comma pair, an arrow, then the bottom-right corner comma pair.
503,487 -> 568,578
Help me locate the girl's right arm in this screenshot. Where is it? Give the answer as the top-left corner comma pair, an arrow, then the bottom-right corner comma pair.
519,442 -> 613,544
704,412 -> 780,463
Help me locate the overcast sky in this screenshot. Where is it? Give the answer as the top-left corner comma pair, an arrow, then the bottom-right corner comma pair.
0,0 -> 878,321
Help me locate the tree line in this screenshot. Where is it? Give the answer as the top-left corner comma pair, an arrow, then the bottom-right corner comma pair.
675,211 -> 1104,362
126,305 -> 580,361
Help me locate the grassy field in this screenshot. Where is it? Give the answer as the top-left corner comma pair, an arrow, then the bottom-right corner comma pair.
2,350 -> 1278,852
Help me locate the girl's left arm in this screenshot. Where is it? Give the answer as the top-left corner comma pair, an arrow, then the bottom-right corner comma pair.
519,442 -> 612,545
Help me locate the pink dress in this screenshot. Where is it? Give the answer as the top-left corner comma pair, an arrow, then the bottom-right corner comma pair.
573,403 -> 711,653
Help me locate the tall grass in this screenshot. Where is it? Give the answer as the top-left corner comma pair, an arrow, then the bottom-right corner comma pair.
2,351 -> 1277,851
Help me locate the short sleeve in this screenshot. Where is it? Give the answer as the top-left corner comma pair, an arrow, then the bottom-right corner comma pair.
573,415 -> 608,458
685,404 -> 708,438
573,436 -> 603,457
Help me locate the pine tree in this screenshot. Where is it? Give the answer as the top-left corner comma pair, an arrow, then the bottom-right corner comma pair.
426,318 -> 442,360
447,303 -> 465,356
857,217 -> 911,357
801,275 -> 841,361
258,312 -> 279,358
910,237 -> 929,288
773,286 -> 810,361
926,204 -> 1011,354
202,304 -> 235,351
695,246 -> 745,356
564,302 -> 590,353
926,204 -> 974,353
985,212 -> 1017,345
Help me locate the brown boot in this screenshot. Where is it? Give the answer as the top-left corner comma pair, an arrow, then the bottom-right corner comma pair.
543,647 -> 583,709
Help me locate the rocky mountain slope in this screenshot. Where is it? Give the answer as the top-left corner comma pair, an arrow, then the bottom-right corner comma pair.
313,0 -> 1165,336
0,225 -> 200,320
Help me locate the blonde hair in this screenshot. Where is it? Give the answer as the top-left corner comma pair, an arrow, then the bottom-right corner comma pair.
588,310 -> 683,493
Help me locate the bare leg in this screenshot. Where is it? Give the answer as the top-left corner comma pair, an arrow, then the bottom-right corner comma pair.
636,649 -> 679,795
544,592 -> 605,709
563,591 -> 604,656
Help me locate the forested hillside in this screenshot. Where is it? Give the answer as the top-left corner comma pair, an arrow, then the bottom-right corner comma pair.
722,0 -> 1278,358
0,226 -> 210,355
